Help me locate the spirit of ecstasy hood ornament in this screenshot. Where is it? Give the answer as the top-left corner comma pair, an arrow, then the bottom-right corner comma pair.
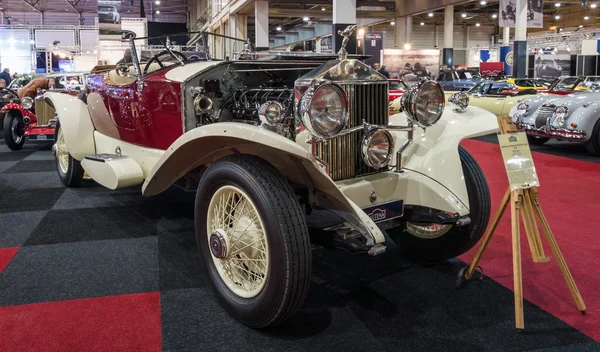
337,25 -> 357,61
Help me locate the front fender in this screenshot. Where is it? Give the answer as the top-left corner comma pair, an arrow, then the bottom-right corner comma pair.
43,92 -> 95,160
390,106 -> 498,210
143,123 -> 386,245
1,104 -> 36,123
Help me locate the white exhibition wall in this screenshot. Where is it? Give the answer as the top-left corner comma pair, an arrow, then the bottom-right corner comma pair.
0,29 -> 32,75
34,30 -> 75,48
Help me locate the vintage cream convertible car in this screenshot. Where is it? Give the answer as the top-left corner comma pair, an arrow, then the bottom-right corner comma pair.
45,28 -> 498,328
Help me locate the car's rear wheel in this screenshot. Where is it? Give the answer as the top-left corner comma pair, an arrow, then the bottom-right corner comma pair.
54,121 -> 84,187
388,146 -> 491,262
585,119 -> 600,155
527,135 -> 549,145
3,112 -> 25,150
195,155 -> 311,328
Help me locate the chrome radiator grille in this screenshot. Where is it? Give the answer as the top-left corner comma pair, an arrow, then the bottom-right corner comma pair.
34,99 -> 55,126
535,105 -> 555,128
314,82 -> 389,181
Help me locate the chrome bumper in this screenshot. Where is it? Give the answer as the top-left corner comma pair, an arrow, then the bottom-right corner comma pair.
517,123 -> 586,141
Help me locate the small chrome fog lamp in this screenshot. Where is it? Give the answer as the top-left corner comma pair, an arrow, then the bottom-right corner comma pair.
448,92 -> 469,112
362,129 -> 394,169
258,101 -> 285,125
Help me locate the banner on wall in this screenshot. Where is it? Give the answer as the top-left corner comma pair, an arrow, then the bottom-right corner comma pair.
500,46 -> 514,76
99,1 -> 122,40
533,53 -> 571,79
381,49 -> 440,87
480,62 -> 505,77
362,33 -> 383,67
499,0 -> 543,28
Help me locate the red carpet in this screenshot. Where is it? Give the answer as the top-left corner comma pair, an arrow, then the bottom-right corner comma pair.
0,292 -> 162,351
0,248 -> 19,274
460,139 -> 600,342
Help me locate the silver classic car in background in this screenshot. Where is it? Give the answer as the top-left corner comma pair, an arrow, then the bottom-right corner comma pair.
509,91 -> 600,154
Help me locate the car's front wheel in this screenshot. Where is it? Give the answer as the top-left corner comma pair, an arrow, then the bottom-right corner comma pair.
195,155 -> 311,328
527,135 -> 550,145
54,121 -> 84,187
3,112 -> 25,150
388,146 -> 491,262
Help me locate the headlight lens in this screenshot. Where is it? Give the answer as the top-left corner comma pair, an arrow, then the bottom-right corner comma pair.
401,80 -> 445,128
552,105 -> 568,127
21,96 -> 34,110
362,129 -> 394,169
258,101 -> 285,125
299,83 -> 349,138
448,92 -> 469,112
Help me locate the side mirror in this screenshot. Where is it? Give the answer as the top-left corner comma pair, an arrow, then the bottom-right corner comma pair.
116,63 -> 129,77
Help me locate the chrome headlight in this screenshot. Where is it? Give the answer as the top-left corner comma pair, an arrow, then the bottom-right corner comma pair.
551,105 -> 568,127
21,96 -> 34,110
258,101 -> 285,125
193,94 -> 213,113
362,129 -> 394,169
448,92 -> 469,112
401,80 -> 445,128
299,83 -> 349,139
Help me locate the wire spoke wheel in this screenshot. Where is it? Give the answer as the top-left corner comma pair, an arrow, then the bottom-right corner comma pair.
206,185 -> 270,299
10,118 -> 23,144
405,222 -> 453,239
55,127 -> 69,174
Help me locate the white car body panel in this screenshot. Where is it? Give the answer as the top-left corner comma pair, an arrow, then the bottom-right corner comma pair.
164,61 -> 220,83
393,106 -> 498,210
43,92 -> 95,160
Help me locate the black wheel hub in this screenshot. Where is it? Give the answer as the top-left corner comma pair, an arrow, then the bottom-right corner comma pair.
210,231 -> 228,259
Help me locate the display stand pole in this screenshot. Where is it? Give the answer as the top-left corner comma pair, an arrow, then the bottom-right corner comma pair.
457,116 -> 586,331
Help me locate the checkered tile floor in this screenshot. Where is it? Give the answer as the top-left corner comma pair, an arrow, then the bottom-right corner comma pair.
0,139 -> 598,351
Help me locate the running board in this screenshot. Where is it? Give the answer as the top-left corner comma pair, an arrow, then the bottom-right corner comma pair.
81,154 -> 144,190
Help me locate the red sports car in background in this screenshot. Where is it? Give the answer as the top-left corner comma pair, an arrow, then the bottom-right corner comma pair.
388,79 -> 408,102
1,75 -> 83,150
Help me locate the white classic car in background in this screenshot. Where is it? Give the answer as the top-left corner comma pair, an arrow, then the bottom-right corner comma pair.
510,91 -> 600,154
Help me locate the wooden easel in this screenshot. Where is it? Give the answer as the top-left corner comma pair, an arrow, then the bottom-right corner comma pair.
457,116 -> 586,330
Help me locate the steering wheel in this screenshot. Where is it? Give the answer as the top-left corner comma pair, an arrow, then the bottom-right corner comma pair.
143,50 -> 188,75
0,88 -> 20,102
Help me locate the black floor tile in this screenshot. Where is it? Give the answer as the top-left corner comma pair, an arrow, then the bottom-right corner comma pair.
0,188 -> 65,213
4,160 -> 56,173
25,207 -> 160,246
0,151 -> 34,162
0,237 -> 159,306
158,229 -> 204,292
0,211 -> 47,247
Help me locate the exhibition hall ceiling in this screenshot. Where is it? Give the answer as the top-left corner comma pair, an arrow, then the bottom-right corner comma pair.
249,0 -> 600,35
0,0 -> 188,25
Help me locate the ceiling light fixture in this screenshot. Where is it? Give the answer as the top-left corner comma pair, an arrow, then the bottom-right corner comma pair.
480,0 -> 487,4
592,3 -> 597,8
276,26 -> 282,31
580,24 -> 584,27
155,0 -> 160,4
585,16 -> 590,19
303,16 -> 309,21
156,10 -> 160,14
555,2 -> 561,7
391,21 -> 395,25
492,13 -> 498,18
461,13 -> 467,18
555,14 -> 560,19
420,22 -> 425,25
428,12 -> 434,17
321,7 -> 325,11
476,23 -> 481,26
